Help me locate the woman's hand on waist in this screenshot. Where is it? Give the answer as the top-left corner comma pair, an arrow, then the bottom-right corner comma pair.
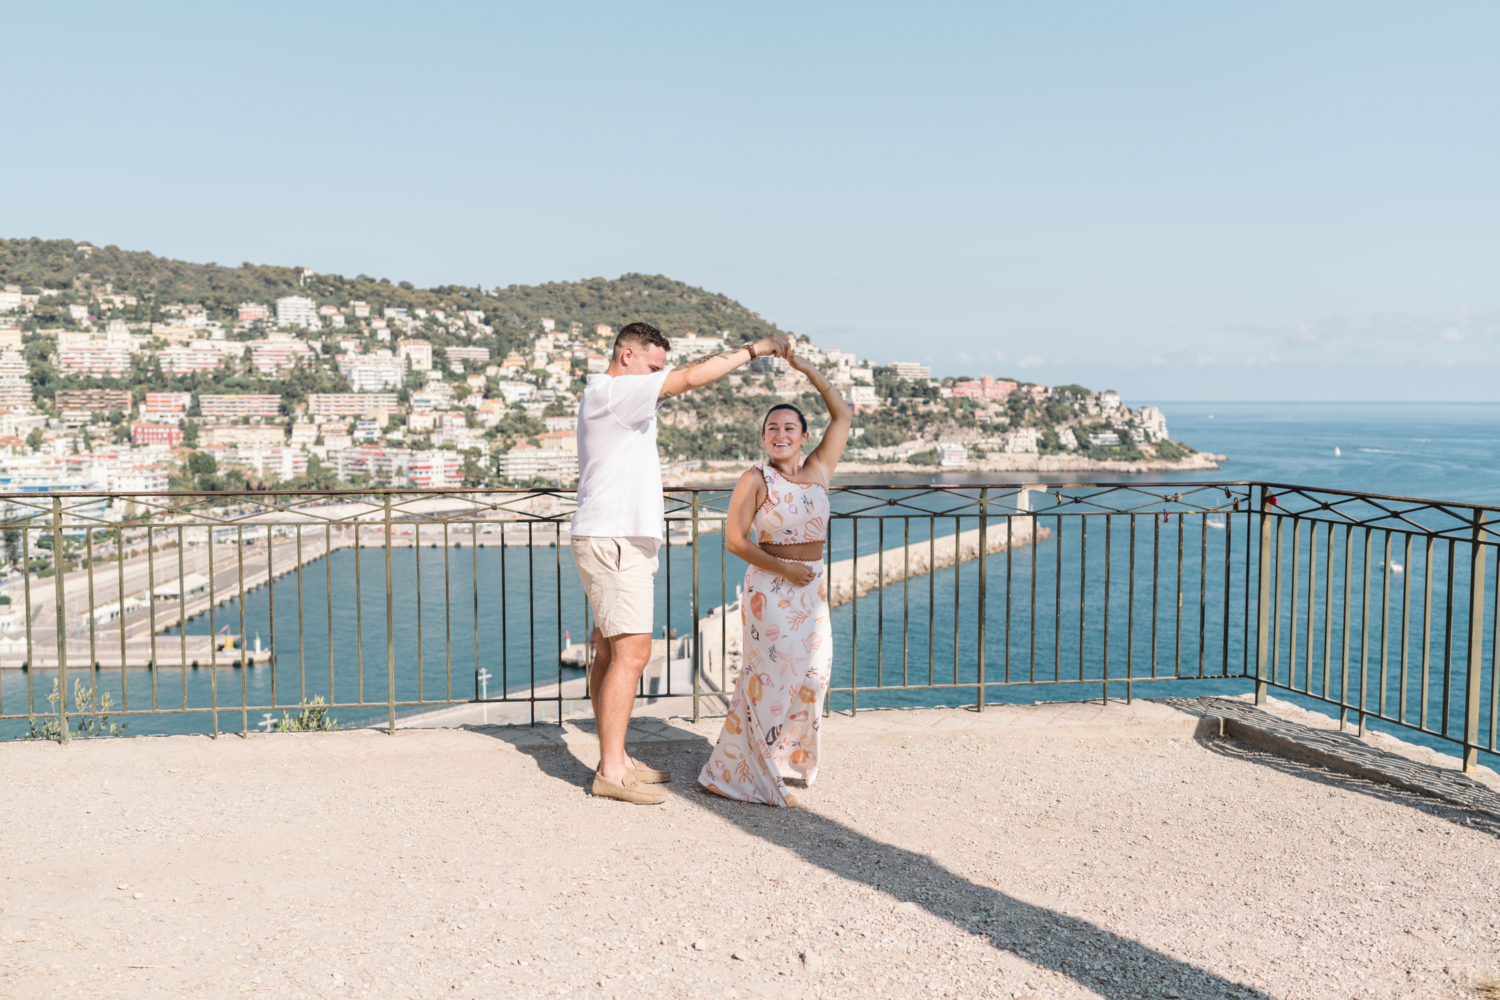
777,560 -> 817,588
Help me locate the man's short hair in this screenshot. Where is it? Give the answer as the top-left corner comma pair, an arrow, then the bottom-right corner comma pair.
612,322 -> 671,361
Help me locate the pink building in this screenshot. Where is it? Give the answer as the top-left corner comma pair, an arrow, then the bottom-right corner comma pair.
950,376 -> 1018,402
132,422 -> 184,447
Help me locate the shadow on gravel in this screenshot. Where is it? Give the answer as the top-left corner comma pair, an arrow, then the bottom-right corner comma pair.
1197,733 -> 1500,839
507,736 -> 1271,1000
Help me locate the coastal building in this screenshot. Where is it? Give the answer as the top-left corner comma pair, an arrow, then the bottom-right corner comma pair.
56,389 -> 133,420
158,345 -> 223,374
197,394 -> 282,419
951,376 -> 1018,402
993,427 -> 1038,454
307,393 -> 399,417
339,353 -> 404,392
668,333 -> 724,361
396,338 -> 432,372
500,442 -> 577,483
275,296 -> 319,329
0,326 -> 22,349
1056,427 -> 1078,450
332,446 -> 409,485
1138,406 -> 1169,441
131,422 -> 184,447
250,333 -> 315,374
891,362 -> 932,380
1089,431 -> 1122,448
0,351 -> 27,381
57,345 -> 130,377
847,385 -> 879,409
142,392 -> 192,423
237,302 -> 269,322
445,346 -> 490,365
405,450 -> 463,488
349,301 -> 370,318
222,446 -> 306,483
938,443 -> 969,467
199,424 -> 287,448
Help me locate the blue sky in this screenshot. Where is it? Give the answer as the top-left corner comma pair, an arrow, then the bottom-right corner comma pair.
3,2 -> 1497,400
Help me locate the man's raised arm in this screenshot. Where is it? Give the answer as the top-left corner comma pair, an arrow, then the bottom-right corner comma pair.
658,332 -> 790,400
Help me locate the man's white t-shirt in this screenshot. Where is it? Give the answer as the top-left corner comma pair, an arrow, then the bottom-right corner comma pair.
570,369 -> 671,548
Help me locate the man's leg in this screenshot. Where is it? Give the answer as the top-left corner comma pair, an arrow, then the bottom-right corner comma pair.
592,629 -> 653,784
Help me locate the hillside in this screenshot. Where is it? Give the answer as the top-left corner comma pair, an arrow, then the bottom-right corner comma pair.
0,237 -> 785,358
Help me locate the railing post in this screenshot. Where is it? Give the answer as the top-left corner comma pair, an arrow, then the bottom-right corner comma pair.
51,497 -> 68,744
385,492 -> 395,735
1255,486 -> 1273,706
976,488 -> 987,712
1464,509 -> 1488,772
691,493 -> 701,724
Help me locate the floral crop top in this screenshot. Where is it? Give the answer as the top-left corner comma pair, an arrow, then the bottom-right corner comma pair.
752,463 -> 829,546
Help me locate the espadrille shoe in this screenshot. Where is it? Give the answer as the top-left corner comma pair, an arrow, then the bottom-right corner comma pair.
591,768 -> 666,805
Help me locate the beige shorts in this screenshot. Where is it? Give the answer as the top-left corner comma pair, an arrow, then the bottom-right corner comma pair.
571,536 -> 659,638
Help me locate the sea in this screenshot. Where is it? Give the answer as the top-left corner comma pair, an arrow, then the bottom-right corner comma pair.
4,401 -> 1497,764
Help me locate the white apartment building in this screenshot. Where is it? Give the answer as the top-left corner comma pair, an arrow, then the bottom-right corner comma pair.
1000,427 -> 1039,454
238,302 -> 269,322
332,446 -> 410,485
142,392 -> 192,423
0,350 -> 26,380
406,450 -> 464,488
495,381 -> 535,404
57,345 -> 130,376
446,346 -> 490,365
0,376 -> 34,413
890,361 -> 932,380
1138,406 -> 1169,441
668,333 -> 724,361
349,301 -> 370,318
223,447 -> 307,482
938,443 -> 969,468
275,296 -> 319,329
0,326 -> 21,349
158,346 -> 223,374
500,443 -> 577,483
307,393 -> 399,417
199,425 -> 287,448
198,394 -> 282,419
339,353 -> 404,392
847,385 -> 879,408
397,338 -> 432,372
250,333 -> 314,374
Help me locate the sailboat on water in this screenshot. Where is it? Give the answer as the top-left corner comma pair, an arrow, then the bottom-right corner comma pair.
1334,446 -> 1342,456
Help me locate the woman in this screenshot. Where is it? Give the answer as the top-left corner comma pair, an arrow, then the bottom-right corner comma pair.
698,348 -> 852,807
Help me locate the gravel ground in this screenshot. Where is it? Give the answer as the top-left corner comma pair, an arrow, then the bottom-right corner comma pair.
1,707 -> 1496,1000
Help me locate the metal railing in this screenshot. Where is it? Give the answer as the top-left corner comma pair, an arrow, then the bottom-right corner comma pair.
0,482 -> 1493,771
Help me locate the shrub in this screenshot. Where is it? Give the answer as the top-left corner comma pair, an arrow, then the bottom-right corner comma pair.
273,695 -> 337,732
22,678 -> 127,740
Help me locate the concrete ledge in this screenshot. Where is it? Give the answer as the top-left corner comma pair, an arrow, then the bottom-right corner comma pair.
1162,696 -> 1500,820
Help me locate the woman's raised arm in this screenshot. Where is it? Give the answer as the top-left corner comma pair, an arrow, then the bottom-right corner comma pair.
788,351 -> 853,478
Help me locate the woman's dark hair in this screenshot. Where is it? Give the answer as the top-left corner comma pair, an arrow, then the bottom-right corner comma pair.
762,403 -> 808,433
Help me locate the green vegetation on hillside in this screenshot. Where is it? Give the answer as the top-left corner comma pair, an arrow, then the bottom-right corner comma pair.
0,238 -> 785,360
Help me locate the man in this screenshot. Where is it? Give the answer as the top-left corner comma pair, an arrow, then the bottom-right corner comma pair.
572,321 -> 790,804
